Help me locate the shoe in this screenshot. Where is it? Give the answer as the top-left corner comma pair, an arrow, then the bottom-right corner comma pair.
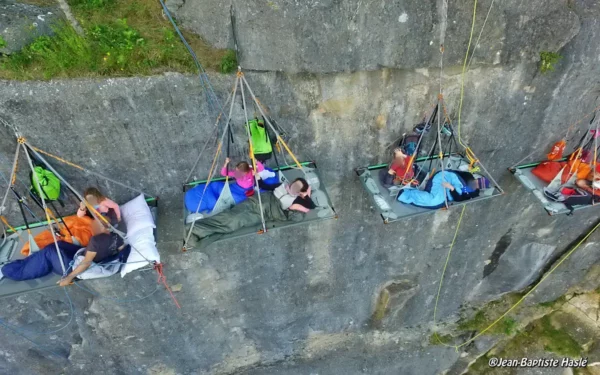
186,213 -> 204,224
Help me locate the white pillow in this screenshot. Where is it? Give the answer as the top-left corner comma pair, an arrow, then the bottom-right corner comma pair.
120,194 -> 155,236
121,226 -> 160,277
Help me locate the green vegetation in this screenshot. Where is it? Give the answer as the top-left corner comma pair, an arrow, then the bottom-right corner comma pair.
428,333 -> 454,345
468,313 -> 583,374
220,50 -> 237,74
457,311 -> 518,336
453,293 -> 524,337
540,51 -> 562,73
369,288 -> 390,328
0,36 -> 6,49
0,0 -> 230,80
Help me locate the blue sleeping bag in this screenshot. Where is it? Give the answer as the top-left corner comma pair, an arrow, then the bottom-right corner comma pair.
185,168 -> 280,213
398,171 -> 465,209
2,241 -> 81,280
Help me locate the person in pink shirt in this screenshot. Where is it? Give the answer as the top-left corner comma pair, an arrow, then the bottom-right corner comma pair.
77,187 -> 121,222
221,158 -> 265,190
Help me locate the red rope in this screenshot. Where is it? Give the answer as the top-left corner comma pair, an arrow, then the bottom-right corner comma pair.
154,263 -> 181,309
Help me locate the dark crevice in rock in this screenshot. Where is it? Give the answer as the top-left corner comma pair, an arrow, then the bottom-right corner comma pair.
483,228 -> 512,278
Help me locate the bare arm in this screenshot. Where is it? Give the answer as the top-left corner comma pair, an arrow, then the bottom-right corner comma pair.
289,204 -> 310,213
58,251 -> 95,286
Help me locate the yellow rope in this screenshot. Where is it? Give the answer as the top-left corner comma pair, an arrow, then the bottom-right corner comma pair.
277,136 -> 303,169
433,211 -> 600,350
433,205 -> 466,347
1,216 -> 23,241
28,146 -> 84,171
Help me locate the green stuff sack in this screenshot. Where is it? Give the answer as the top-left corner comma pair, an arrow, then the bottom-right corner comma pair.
247,119 -> 273,161
30,166 -> 61,200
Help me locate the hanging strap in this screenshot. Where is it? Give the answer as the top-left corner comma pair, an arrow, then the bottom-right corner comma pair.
183,76 -> 240,250
239,69 -> 267,233
27,145 -> 154,198
22,143 -> 67,275
240,74 -> 304,171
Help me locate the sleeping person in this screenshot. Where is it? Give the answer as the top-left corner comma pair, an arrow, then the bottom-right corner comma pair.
185,178 -> 315,249
397,170 -> 488,209
0,210 -> 126,286
184,158 -> 279,222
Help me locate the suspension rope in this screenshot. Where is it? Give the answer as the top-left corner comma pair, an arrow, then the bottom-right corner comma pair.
22,143 -> 67,275
239,69 -> 267,233
25,144 -> 180,307
437,2 -> 449,207
241,74 -> 304,171
184,89 -> 236,183
28,145 -> 154,197
157,0 -> 224,117
183,76 -> 240,250
0,146 -> 20,218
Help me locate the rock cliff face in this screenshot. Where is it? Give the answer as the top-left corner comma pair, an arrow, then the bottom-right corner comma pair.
0,0 -> 600,374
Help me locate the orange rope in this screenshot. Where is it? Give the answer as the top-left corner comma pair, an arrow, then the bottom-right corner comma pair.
154,263 -> 181,309
28,146 -> 84,171
1,216 -> 22,240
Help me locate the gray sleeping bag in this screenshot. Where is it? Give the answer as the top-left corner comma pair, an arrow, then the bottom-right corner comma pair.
186,193 -> 296,249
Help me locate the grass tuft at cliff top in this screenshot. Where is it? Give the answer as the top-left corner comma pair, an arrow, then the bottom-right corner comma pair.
0,0 -> 234,80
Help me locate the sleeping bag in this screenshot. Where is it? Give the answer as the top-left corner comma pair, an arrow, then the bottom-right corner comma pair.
3,241 -> 81,281
398,170 -> 465,208
21,215 -> 94,256
185,193 -> 292,249
184,168 -> 280,213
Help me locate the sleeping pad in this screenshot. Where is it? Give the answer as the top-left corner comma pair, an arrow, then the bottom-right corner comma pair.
185,193 -> 297,249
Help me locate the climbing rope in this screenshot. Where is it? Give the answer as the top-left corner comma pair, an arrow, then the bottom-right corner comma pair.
433,207 -> 600,350
22,143 -> 68,275
240,74 -> 305,171
157,0 -> 224,118
28,145 -> 154,198
182,76 -> 241,250
239,69 -> 268,233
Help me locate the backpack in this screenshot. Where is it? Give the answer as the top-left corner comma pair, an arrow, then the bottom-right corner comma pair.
30,166 -> 61,201
247,118 -> 273,159
399,134 -> 420,156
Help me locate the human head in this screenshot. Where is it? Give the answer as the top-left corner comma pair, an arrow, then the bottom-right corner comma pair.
84,187 -> 105,206
290,178 -> 309,196
392,147 -> 407,161
236,161 -> 251,173
90,209 -> 117,235
466,178 -> 479,192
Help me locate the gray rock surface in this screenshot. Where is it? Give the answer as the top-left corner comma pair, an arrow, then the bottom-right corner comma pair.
167,0 -> 580,73
0,0 -> 599,374
467,242 -> 557,302
0,1 -> 61,55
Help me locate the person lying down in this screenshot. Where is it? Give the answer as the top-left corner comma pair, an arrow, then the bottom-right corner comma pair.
185,178 -> 316,249
397,170 -> 489,209
0,210 -> 126,286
